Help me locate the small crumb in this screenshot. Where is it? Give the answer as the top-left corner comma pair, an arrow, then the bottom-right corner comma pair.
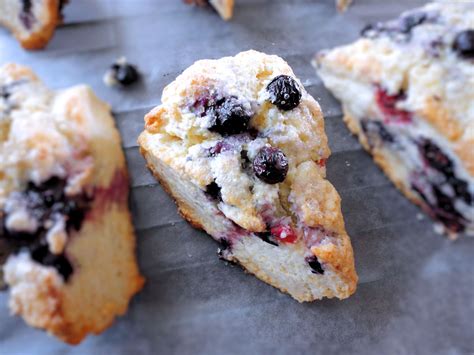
416,213 -> 424,221
345,161 -> 351,167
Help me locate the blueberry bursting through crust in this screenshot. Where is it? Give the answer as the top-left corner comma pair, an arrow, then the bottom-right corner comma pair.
253,146 -> 289,184
0,177 -> 91,281
266,75 -> 302,111
453,30 -> 474,59
207,96 -> 252,136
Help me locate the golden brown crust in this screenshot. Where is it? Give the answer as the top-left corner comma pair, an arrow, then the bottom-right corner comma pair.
290,161 -> 357,292
3,0 -> 61,50
139,147 -> 206,232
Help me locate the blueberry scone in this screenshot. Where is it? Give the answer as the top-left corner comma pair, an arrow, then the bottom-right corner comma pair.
336,0 -> 353,13
185,0 -> 350,20
185,0 -> 234,20
0,64 -> 144,344
314,1 -> 474,237
0,0 -> 67,49
139,50 -> 357,302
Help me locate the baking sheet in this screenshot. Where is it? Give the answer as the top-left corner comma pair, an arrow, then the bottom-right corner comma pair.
1,1 -> 473,354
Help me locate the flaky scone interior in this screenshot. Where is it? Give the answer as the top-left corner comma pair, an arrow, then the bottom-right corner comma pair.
314,1 -> 474,237
0,64 -> 144,344
139,50 -> 357,302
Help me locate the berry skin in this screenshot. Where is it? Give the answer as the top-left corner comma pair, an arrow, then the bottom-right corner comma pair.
305,256 -> 324,275
31,244 -> 73,281
399,12 -> 427,34
208,141 -> 232,157
205,181 -> 222,201
375,87 -> 411,123
253,146 -> 289,184
453,30 -> 474,59
418,138 -> 454,176
208,97 -> 252,136
20,0 -> 34,30
270,225 -> 297,244
255,232 -> 278,246
110,62 -> 140,86
0,177 -> 91,281
266,75 -> 302,111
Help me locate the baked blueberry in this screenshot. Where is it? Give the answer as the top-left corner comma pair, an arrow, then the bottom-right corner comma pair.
208,96 -> 252,136
450,178 -> 472,205
205,181 -> 222,201
253,146 -> 289,184
19,0 -> 35,30
0,176 -> 91,279
360,119 -> 395,147
255,231 -> 278,246
453,30 -> 474,59
418,138 -> 454,177
31,244 -> 74,281
399,12 -> 428,34
111,63 -> 139,86
208,141 -> 232,156
266,75 -> 302,111
104,58 -> 140,87
375,87 -> 411,123
306,256 -> 324,274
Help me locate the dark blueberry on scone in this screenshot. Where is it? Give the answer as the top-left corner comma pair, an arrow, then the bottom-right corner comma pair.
314,1 -> 474,237
139,50 -> 357,302
103,57 -> 141,88
453,30 -> 474,59
0,0 -> 68,49
207,96 -> 252,136
266,75 -> 302,111
253,146 -> 289,184
0,64 -> 144,344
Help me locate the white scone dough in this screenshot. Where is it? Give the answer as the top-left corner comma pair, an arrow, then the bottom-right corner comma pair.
314,1 -> 474,237
0,63 -> 144,344
0,0 -> 66,50
139,50 -> 357,302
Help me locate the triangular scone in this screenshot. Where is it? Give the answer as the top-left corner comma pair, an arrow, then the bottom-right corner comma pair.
139,50 -> 357,302
0,64 -> 144,344
188,0 -> 349,21
336,0 -> 353,12
0,0 -> 67,49
209,0 -> 234,20
185,0 -> 234,20
314,1 -> 474,237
